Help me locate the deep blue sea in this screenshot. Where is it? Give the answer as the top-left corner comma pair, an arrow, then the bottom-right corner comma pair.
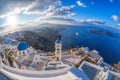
59,26 -> 120,64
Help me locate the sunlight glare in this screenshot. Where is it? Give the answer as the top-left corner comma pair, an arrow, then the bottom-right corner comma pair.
6,15 -> 18,26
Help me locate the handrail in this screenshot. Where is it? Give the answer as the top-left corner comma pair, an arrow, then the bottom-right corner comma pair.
1,63 -> 71,77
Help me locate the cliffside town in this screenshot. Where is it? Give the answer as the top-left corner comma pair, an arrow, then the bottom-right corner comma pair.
0,38 -> 120,80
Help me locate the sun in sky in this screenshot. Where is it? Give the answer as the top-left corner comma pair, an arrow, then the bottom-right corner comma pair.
0,0 -> 120,28
6,15 -> 18,26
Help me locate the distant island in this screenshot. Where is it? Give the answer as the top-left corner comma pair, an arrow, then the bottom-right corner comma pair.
90,29 -> 110,36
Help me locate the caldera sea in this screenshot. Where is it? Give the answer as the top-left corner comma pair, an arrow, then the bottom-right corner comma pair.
59,26 -> 120,64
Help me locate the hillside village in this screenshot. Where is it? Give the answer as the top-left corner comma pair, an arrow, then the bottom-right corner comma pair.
0,38 -> 120,80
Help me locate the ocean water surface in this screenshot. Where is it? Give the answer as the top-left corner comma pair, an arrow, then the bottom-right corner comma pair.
60,26 -> 120,64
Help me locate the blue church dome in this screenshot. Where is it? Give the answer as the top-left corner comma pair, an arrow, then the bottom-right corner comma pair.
55,39 -> 62,43
17,41 -> 29,51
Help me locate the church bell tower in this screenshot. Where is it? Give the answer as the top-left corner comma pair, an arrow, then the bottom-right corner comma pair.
55,38 -> 62,61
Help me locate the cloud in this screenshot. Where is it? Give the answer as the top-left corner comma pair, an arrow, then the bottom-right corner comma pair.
0,8 -> 26,18
50,5 -> 76,18
118,24 -> 120,27
0,0 -> 34,18
114,24 -> 120,30
23,0 -> 61,15
86,19 -> 105,24
111,15 -> 120,22
67,13 -> 76,17
0,0 -> 75,19
77,19 -> 105,25
0,17 -> 107,35
76,1 -> 86,8
32,5 -> 76,20
0,17 -> 78,35
0,0 -> 62,18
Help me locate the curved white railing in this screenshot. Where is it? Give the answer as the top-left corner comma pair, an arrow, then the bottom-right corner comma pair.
1,63 -> 71,77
